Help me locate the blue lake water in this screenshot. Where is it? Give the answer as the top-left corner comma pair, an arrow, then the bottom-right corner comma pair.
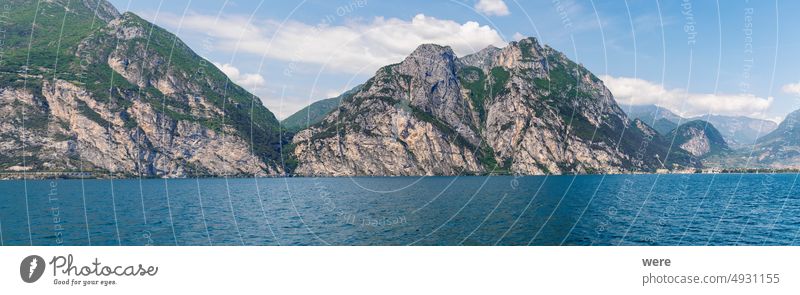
0,174 -> 798,246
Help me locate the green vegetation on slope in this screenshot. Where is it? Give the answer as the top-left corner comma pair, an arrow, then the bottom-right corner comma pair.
3,1 -> 287,169
0,0 -> 110,75
457,66 -> 487,122
282,84 -> 363,132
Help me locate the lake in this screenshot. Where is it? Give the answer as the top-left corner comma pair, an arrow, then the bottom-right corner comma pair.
0,174 -> 797,246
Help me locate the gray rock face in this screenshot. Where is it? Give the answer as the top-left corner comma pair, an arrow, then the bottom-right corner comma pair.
676,129 -> 712,157
293,38 -> 696,176
458,45 -> 500,73
473,39 -> 634,174
291,109 -> 483,176
666,120 -> 729,158
0,79 -> 273,177
0,3 -> 284,177
291,45 -> 484,176
395,44 -> 480,145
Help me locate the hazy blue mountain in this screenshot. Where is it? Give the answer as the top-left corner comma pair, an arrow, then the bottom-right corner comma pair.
738,109 -> 800,168
623,104 -> 779,149
689,114 -> 777,148
622,104 -> 683,135
282,85 -> 363,132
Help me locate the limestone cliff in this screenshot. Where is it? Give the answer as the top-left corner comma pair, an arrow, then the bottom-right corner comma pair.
0,1 -> 284,177
666,120 -> 730,158
293,38 -> 698,175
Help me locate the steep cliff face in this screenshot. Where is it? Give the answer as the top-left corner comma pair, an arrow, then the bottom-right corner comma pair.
0,1 -> 284,177
292,45 -> 484,176
666,120 -> 729,158
293,38 -> 697,176
472,39 -> 627,174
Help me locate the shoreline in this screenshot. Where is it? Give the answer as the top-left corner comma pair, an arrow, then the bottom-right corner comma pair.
2,170 -> 799,180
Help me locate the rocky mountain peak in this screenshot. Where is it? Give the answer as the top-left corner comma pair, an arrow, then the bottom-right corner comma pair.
107,12 -> 147,40
459,45 -> 501,71
498,37 -> 546,68
667,120 -> 729,158
461,36 -> 550,79
81,0 -> 121,22
293,37 -> 698,176
399,44 -> 459,76
512,37 -> 544,53
408,43 -> 456,57
392,43 -> 479,144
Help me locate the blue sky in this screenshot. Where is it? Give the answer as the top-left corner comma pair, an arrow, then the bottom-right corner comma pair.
107,0 -> 800,122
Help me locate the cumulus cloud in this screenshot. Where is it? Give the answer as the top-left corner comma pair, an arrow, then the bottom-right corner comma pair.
160,13 -> 506,74
601,75 -> 774,118
475,0 -> 510,16
782,82 -> 800,96
212,62 -> 265,90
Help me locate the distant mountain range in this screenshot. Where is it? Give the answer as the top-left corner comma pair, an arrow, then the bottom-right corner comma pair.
743,109 -> 800,168
623,105 -> 683,135
693,114 -> 777,148
624,104 -> 777,148
2,0 -> 797,177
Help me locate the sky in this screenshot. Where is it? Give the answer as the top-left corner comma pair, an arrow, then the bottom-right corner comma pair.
106,0 -> 800,123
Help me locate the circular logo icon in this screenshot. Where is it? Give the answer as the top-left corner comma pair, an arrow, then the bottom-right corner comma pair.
20,255 -> 45,283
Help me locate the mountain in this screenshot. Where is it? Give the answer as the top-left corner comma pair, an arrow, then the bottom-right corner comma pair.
623,105 -> 682,135
741,109 -> 800,168
282,85 -> 362,132
688,114 -> 777,148
0,0 -> 285,177
666,120 -> 730,158
623,104 -> 778,149
624,104 -> 684,123
291,38 -> 697,176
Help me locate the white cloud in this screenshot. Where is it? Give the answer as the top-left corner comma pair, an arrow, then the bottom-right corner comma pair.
601,75 -> 774,118
512,32 -> 525,41
782,82 -> 800,96
475,0 -> 510,16
159,13 -> 506,74
212,62 -> 265,90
